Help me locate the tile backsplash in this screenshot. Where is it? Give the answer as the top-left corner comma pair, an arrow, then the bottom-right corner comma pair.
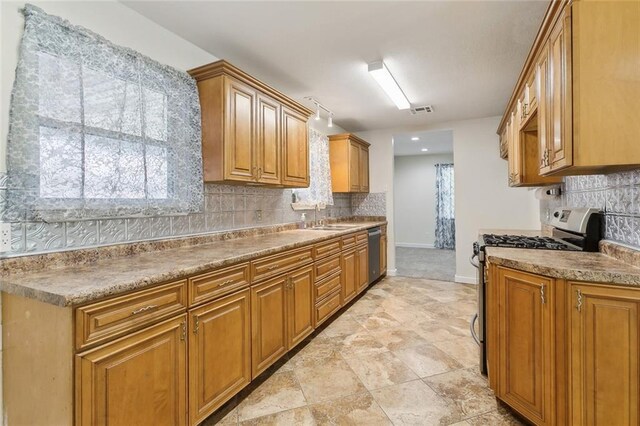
0,174 -> 387,258
542,169 -> 640,249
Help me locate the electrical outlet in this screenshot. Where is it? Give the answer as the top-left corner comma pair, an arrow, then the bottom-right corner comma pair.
255,210 -> 263,223
0,223 -> 11,252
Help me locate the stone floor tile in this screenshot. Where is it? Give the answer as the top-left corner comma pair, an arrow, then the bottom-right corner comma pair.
237,371 -> 307,421
294,356 -> 367,403
201,397 -> 239,425
410,319 -> 469,343
343,351 -> 418,390
353,311 -> 403,331
424,368 -> 498,418
371,380 -> 464,425
319,315 -> 368,338
432,337 -> 479,368
285,336 -> 342,369
369,327 -> 429,351
464,409 -> 525,425
393,343 -> 463,378
309,391 -> 392,425
333,330 -> 389,358
239,407 -> 316,425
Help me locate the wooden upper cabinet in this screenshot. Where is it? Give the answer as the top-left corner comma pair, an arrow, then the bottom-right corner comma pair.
329,133 -> 371,193
256,94 -> 281,185
281,106 -> 310,187
568,282 -> 639,426
497,268 -> 554,426
189,60 -> 312,186
188,289 -> 251,425
76,315 -> 188,426
498,1 -> 640,177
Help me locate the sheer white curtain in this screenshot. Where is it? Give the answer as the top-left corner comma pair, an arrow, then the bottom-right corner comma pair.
434,163 -> 455,249
6,4 -> 203,221
293,128 -> 334,208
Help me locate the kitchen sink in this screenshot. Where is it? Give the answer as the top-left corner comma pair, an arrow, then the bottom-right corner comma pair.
309,224 -> 359,230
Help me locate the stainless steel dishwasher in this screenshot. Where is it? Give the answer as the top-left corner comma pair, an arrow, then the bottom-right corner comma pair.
368,227 -> 382,284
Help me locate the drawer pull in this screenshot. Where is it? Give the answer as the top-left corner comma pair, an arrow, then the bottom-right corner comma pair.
576,289 -> 583,312
219,279 -> 235,287
267,265 -> 280,271
131,305 -> 158,316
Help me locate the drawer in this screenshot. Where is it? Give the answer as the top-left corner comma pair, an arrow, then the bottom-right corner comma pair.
314,238 -> 341,260
75,280 -> 187,351
251,246 -> 313,283
356,231 -> 368,246
315,289 -> 342,327
314,272 -> 341,303
341,234 -> 357,250
314,253 -> 341,282
189,262 -> 250,306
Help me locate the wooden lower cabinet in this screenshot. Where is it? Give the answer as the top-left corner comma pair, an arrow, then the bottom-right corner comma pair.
380,234 -> 387,275
251,275 -> 288,378
76,315 -> 188,426
568,282 -> 639,425
189,290 -> 251,425
356,244 -> 369,294
496,267 -> 554,425
286,265 -> 315,349
341,248 -> 357,304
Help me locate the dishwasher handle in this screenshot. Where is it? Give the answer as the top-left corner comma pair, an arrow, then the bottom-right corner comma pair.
368,229 -> 382,237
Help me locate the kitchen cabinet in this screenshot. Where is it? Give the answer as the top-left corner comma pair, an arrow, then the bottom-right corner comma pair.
380,233 -> 387,276
286,265 -> 315,348
189,60 -> 312,186
568,282 -> 639,425
496,267 -> 554,425
356,243 -> 369,294
76,315 -> 188,426
341,247 -> 357,304
329,133 -> 370,193
498,0 -> 640,177
188,289 -> 251,425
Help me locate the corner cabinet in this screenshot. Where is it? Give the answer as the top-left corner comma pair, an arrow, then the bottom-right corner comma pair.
189,60 -> 312,187
329,133 -> 370,193
498,0 -> 640,180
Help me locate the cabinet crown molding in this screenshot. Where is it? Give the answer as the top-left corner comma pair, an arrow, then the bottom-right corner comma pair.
328,133 -> 371,147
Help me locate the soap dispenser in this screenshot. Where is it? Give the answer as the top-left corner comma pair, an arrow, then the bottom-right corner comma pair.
299,213 -> 306,229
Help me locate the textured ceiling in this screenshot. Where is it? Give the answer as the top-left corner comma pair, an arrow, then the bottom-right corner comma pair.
123,1 -> 548,132
394,129 -> 453,156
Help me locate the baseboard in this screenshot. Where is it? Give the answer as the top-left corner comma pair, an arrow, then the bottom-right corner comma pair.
454,274 -> 478,285
395,242 -> 435,249
386,268 -> 398,276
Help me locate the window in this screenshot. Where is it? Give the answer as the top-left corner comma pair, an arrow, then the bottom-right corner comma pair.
6,5 -> 203,221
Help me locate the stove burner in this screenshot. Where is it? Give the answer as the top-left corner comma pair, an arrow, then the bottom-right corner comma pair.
481,234 -> 572,250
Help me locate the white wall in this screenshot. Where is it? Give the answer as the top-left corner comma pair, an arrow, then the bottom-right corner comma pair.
357,116 -> 540,283
0,0 -> 218,172
394,154 -> 454,247
0,2 -> 218,422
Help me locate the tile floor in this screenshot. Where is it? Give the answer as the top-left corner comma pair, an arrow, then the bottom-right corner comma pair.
203,276 -> 524,425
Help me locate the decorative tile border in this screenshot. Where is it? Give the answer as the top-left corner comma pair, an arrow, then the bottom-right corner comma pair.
0,177 -> 355,258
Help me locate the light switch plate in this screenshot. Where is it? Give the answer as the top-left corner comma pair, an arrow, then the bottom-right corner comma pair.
0,223 -> 11,252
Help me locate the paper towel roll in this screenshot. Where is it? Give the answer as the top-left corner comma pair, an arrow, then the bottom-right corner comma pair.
535,186 -> 561,200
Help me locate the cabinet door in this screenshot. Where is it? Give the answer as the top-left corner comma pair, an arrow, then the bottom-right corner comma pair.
224,78 -> 256,182
497,268 -> 553,425
189,290 -> 251,425
359,146 -> 370,192
507,112 -> 522,186
256,94 -> 281,185
356,244 -> 369,294
537,44 -> 552,175
380,235 -> 387,275
76,316 -> 187,426
251,275 -> 288,378
281,107 -> 309,187
286,266 -> 315,349
342,249 -> 358,304
349,142 -> 361,192
548,7 -> 573,172
569,283 -> 639,426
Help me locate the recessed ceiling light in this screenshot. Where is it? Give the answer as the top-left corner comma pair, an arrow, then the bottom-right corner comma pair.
368,61 -> 411,110
411,137 -> 420,141
421,148 -> 429,152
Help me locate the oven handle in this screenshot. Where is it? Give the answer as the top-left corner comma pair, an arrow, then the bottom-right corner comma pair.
469,254 -> 480,269
470,313 -> 480,346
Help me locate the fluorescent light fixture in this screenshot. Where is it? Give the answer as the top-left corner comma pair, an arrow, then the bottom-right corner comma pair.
421,148 -> 429,152
411,137 -> 420,141
328,114 -> 333,128
368,61 -> 410,110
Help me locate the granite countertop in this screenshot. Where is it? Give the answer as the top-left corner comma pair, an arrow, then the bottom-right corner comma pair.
485,247 -> 640,287
0,221 -> 385,307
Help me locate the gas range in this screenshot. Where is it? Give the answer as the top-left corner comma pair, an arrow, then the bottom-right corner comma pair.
478,234 -> 578,251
